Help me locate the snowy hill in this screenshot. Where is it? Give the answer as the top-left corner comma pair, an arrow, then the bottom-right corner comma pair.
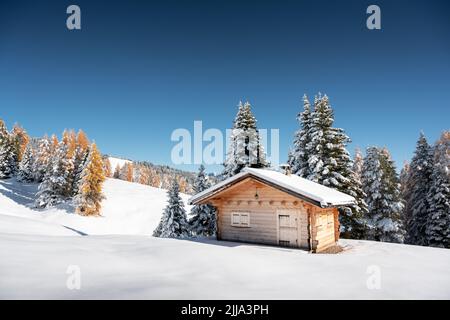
0,178 -> 449,299
0,178 -> 191,236
108,156 -> 132,172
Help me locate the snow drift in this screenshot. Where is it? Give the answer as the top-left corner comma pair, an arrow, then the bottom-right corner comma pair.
0,177 -> 449,299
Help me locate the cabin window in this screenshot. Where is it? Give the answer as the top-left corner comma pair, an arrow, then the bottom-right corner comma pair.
231,212 -> 250,227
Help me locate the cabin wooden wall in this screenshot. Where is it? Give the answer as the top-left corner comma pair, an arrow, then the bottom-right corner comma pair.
209,177 -> 339,251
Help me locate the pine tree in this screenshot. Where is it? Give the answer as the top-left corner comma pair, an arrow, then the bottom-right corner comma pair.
153,179 -> 190,238
353,148 -> 364,182
189,165 -> 216,236
404,133 -> 434,245
17,143 -> 34,182
71,129 -> 91,195
72,145 -> 90,196
399,161 -> 410,197
74,143 -> 106,216
306,94 -> 335,183
299,94 -> 368,238
32,136 -> 52,182
362,147 -> 405,243
113,164 -> 121,178
35,142 -> 71,208
62,130 -> 76,196
399,161 -> 410,229
221,101 -> 269,179
0,120 -> 16,179
290,95 -> 313,177
425,131 -> 450,248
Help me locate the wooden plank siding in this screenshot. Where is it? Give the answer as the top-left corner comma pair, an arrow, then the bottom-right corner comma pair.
205,177 -> 339,252
310,207 -> 339,252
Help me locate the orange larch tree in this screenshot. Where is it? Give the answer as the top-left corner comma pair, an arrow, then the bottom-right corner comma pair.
11,124 -> 30,163
75,143 -> 106,216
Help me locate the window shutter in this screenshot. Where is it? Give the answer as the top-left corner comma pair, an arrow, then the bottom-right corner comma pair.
232,213 -> 240,225
231,212 -> 250,227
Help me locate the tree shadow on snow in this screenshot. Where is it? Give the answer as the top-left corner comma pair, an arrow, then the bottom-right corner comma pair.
0,178 -> 37,207
0,178 -> 76,215
62,225 -> 88,236
180,237 -> 308,253
181,237 -> 242,247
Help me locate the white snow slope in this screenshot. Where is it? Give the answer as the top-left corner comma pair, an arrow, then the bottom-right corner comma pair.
108,156 -> 131,173
0,178 -> 449,299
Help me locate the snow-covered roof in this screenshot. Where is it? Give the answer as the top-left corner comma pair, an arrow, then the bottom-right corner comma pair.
188,167 -> 356,208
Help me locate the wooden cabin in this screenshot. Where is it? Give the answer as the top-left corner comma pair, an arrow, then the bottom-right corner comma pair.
188,168 -> 355,253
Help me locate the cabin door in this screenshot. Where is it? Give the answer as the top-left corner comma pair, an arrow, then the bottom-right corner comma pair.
277,210 -> 298,247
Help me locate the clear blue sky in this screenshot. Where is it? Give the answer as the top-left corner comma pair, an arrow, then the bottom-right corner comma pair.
1,0 -> 449,173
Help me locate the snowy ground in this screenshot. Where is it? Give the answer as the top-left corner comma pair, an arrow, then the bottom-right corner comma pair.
0,177 -> 191,236
108,156 -> 131,174
0,178 -> 449,299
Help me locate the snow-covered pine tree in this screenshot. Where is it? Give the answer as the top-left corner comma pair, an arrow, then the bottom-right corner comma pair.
287,148 -> 294,169
153,178 -> 190,238
72,145 -> 90,196
221,101 -> 269,180
306,94 -> 334,183
119,162 -> 133,182
132,164 -> 141,183
379,148 -> 406,240
74,143 -> 106,216
62,130 -> 76,196
113,164 -> 121,178
17,143 -> 35,182
404,133 -> 434,245
32,136 -> 52,182
302,94 -> 367,238
290,95 -> 313,177
35,141 -> 71,208
0,120 -> 16,179
189,165 -> 216,236
362,147 -> 405,243
399,161 -> 410,196
399,161 -> 410,228
425,131 -> 450,248
352,148 -> 364,183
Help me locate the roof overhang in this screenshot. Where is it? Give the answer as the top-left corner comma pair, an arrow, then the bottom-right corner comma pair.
188,170 -> 354,208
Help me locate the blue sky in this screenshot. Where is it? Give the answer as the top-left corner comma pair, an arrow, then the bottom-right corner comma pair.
1,0 -> 449,173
